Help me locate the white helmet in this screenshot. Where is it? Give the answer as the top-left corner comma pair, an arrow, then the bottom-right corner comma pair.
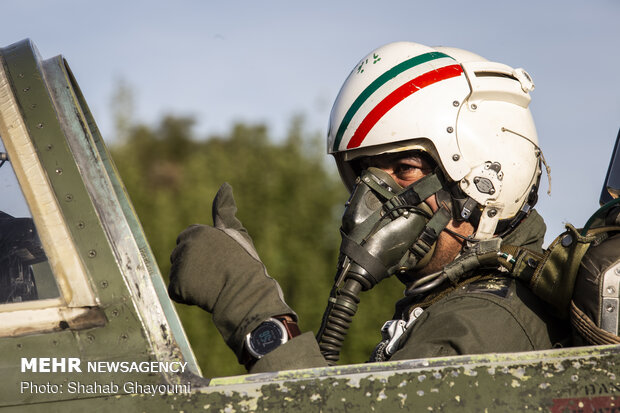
327,41 -> 542,239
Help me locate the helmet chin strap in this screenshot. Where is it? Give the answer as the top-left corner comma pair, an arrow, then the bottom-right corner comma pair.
438,175 -> 538,240
435,174 -> 482,225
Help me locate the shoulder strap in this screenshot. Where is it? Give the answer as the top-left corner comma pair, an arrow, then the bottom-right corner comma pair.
501,224 -> 620,319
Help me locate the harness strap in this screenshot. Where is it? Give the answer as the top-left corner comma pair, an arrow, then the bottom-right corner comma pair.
441,238 -> 502,284
500,224 -> 620,319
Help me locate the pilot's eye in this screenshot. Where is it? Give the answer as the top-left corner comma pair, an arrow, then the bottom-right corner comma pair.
393,161 -> 424,181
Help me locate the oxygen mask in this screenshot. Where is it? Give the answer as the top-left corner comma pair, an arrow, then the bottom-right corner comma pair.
317,167 -> 453,364
339,167 -> 438,287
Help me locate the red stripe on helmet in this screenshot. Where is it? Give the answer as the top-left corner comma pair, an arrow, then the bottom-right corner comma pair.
346,64 -> 463,149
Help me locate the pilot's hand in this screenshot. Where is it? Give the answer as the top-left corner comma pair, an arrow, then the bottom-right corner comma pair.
168,183 -> 296,360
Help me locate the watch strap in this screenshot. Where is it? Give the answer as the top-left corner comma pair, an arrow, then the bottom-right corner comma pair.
278,316 -> 301,340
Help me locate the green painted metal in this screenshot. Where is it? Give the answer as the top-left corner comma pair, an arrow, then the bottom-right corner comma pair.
0,39 -> 205,409
4,345 -> 620,411
0,39 -> 618,412
58,60 -> 200,376
0,39 -> 158,406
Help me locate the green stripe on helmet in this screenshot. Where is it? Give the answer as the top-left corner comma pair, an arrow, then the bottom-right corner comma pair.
331,51 -> 455,152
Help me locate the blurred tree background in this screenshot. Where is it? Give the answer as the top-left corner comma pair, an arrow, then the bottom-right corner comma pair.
110,112 -> 406,378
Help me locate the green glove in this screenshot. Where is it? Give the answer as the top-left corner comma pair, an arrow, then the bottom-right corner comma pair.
168,183 -> 296,361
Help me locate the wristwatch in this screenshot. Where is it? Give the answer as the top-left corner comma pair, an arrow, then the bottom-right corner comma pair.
242,316 -> 301,368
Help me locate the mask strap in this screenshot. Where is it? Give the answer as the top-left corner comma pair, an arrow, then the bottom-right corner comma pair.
361,167 -> 444,203
407,205 -> 452,263
396,173 -> 443,205
339,230 -> 388,288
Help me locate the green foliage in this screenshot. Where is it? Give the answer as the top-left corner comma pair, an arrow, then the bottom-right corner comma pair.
110,115 -> 405,377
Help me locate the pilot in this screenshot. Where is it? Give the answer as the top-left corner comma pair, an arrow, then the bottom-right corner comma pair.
168,42 -> 570,372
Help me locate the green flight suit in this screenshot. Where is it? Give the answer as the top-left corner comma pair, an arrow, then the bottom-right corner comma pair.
251,210 -> 570,373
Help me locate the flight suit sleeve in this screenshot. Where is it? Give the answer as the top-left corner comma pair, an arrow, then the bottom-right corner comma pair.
249,332 -> 329,373
390,280 -> 562,360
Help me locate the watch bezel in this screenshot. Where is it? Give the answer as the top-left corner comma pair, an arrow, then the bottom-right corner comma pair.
244,317 -> 289,359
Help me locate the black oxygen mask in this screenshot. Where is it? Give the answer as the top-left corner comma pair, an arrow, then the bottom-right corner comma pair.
317,167 -> 452,364
339,167 -> 436,288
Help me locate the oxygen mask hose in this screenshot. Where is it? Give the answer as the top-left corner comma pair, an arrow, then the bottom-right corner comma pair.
316,168 -> 446,364
316,270 -> 363,364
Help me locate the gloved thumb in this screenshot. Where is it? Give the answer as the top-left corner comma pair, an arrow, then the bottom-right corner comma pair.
212,183 -> 243,230
212,182 -> 255,249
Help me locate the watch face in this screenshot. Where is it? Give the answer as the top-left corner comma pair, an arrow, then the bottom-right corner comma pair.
248,320 -> 286,357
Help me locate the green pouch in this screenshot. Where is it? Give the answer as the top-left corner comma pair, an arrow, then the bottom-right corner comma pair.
503,225 -> 617,319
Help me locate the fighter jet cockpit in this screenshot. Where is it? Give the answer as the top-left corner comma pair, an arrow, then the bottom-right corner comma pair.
0,140 -> 58,305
